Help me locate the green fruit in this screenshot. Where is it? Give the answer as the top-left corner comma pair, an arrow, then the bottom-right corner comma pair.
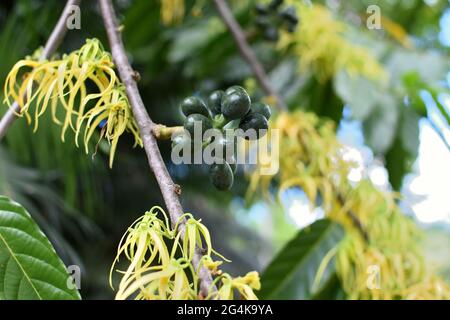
171,133 -> 191,149
209,162 -> 234,191
287,22 -> 297,33
250,102 -> 272,120
184,114 -> 213,137
180,96 -> 210,118
264,27 -> 279,41
207,90 -> 224,115
221,87 -> 251,120
255,16 -> 270,29
172,133 -> 201,159
239,113 -> 268,140
225,85 -> 246,96
210,136 -> 236,159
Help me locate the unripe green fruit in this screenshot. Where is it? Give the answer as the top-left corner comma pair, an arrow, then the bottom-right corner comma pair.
264,27 -> 279,41
171,133 -> 202,159
207,90 -> 224,116
209,162 -> 234,191
255,16 -> 270,29
171,133 -> 191,149
225,85 -> 246,96
221,87 -> 251,120
210,136 -> 236,160
249,102 -> 272,120
184,114 -> 213,137
239,113 -> 268,140
287,22 -> 297,33
180,96 -> 210,118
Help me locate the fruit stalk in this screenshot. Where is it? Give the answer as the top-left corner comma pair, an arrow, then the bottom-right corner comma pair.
98,0 -> 216,297
0,0 -> 82,140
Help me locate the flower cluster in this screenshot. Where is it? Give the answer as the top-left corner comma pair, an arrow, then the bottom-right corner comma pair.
173,86 -> 272,191
110,206 -> 260,300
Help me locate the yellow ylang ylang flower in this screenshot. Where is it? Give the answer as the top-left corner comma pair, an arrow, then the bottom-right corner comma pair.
209,271 -> 261,300
3,38 -> 142,167
248,111 -> 450,299
111,206 -> 260,300
278,1 -> 388,82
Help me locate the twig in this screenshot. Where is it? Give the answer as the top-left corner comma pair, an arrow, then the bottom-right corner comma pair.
98,0 -> 215,297
0,0 -> 81,140
213,0 -> 287,110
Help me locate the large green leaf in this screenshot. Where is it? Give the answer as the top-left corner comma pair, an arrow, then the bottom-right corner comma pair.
0,196 -> 81,300
259,219 -> 344,299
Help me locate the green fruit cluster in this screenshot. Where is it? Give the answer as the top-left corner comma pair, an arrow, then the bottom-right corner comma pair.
255,0 -> 299,42
174,86 -> 272,191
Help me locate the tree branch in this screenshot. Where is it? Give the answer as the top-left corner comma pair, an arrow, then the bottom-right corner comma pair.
213,0 -> 287,110
98,0 -> 215,297
0,0 -> 81,140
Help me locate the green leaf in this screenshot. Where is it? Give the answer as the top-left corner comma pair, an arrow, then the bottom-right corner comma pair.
0,196 -> 81,300
259,219 -> 345,299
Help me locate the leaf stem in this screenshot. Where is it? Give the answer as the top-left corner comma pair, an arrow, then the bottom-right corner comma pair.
153,125 -> 184,140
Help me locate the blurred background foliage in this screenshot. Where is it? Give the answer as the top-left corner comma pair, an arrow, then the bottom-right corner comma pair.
0,0 -> 449,299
